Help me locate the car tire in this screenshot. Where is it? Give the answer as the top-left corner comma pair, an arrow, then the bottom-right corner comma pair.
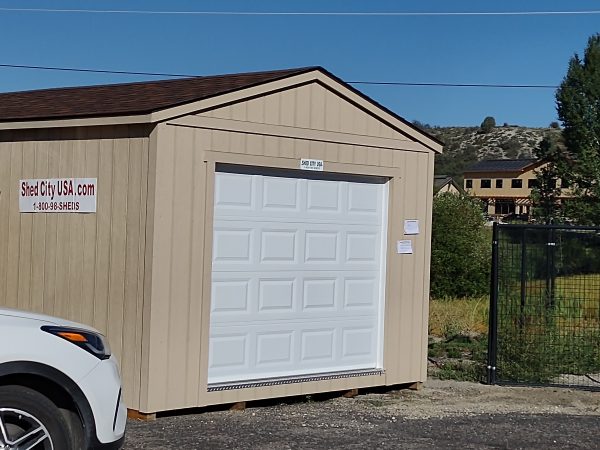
0,385 -> 74,450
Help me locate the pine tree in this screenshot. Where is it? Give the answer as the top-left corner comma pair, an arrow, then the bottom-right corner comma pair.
530,136 -> 565,223
555,34 -> 600,224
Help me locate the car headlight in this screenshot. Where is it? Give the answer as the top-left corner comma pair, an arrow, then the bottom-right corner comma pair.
41,326 -> 111,360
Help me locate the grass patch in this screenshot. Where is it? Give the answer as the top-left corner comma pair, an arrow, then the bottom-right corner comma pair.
428,297 -> 489,382
428,335 -> 487,382
431,359 -> 486,382
429,296 -> 489,339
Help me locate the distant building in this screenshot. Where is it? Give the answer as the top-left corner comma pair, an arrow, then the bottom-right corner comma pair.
463,159 -> 568,220
433,175 -> 462,196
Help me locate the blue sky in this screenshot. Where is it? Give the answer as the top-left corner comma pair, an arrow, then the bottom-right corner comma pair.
0,1 -> 598,127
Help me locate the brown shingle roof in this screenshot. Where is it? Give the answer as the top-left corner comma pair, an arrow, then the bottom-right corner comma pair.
0,67 -> 318,122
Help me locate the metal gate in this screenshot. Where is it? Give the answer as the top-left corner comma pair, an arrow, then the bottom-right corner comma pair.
487,223 -> 600,390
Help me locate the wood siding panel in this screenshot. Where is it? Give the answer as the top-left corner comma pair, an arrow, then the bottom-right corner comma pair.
382,150 -> 433,385
294,85 -> 311,129
0,141 -> 11,308
165,126 -> 195,409
144,124 -> 210,412
198,83 -> 412,141
0,126 -> 150,410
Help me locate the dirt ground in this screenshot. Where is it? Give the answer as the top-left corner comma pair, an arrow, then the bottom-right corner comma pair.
124,379 -> 600,449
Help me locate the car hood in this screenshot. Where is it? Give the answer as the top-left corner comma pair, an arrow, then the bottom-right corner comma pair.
0,307 -> 100,333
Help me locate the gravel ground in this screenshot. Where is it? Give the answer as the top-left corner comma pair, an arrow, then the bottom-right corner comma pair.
124,380 -> 600,449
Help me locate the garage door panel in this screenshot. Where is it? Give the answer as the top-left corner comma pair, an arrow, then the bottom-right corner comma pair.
212,228 -> 253,263
209,334 -> 249,370
301,329 -> 335,361
345,232 -> 379,262
258,279 -> 296,312
209,317 -> 379,383
261,176 -> 301,210
212,221 -> 382,271
344,278 -> 378,308
304,231 -> 340,262
210,272 -> 380,323
214,175 -> 382,225
347,182 -> 381,215
342,327 -> 376,359
259,229 -> 299,263
214,172 -> 255,210
306,180 -> 342,212
256,332 -> 294,366
209,171 -> 387,385
211,279 -> 251,314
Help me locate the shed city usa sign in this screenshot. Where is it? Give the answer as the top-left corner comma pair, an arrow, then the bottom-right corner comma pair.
19,178 -> 97,213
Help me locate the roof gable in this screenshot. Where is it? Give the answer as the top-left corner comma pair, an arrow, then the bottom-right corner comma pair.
200,82 -> 412,141
434,175 -> 462,193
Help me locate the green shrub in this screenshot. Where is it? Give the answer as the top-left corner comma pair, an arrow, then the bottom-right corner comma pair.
430,194 -> 491,297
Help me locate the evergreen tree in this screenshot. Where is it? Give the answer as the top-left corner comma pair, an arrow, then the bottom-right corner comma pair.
530,136 -> 565,223
555,34 -> 600,224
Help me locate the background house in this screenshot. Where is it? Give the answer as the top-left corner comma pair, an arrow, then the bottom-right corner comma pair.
433,175 -> 462,196
463,159 -> 568,220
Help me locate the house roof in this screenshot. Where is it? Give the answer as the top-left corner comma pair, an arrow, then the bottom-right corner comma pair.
434,175 -> 462,192
0,67 -> 316,122
464,159 -> 538,173
434,175 -> 452,188
0,66 -> 443,152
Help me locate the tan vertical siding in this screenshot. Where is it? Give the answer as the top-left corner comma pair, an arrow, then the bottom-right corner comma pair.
143,124 -> 210,412
200,83 -> 412,141
0,126 -> 150,409
382,150 -> 433,384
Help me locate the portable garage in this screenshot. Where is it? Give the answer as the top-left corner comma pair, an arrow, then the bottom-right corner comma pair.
0,67 -> 443,414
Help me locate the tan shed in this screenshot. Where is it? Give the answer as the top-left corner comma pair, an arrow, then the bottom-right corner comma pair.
0,67 -> 443,414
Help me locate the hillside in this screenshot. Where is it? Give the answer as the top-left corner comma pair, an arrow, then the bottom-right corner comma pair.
423,125 -> 561,182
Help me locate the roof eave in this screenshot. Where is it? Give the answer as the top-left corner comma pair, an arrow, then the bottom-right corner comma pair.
0,113 -> 153,130
0,67 -> 444,153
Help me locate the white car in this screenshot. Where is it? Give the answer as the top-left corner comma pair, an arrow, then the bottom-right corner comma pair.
0,307 -> 126,449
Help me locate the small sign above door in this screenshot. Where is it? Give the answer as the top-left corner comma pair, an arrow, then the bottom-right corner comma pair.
300,159 -> 324,172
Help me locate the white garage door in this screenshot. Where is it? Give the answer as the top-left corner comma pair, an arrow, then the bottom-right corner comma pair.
208,168 -> 388,386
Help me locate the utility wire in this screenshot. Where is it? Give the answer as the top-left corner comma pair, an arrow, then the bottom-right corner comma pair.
348,81 -> 558,89
0,8 -> 599,16
0,63 -> 559,89
0,63 -> 195,78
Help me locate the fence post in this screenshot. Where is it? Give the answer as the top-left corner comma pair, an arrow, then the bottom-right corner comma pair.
487,222 -> 499,385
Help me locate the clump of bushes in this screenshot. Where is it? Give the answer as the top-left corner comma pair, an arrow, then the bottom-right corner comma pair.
430,193 -> 491,298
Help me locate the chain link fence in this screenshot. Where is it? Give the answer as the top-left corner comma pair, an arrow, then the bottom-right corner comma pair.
487,224 -> 600,390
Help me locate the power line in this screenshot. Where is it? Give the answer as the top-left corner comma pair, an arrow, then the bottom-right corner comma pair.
0,8 -> 599,16
0,63 -> 559,89
0,63 -> 194,78
348,81 -> 558,89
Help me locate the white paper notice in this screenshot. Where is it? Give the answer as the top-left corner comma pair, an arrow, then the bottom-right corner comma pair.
397,240 -> 413,254
404,219 -> 420,235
